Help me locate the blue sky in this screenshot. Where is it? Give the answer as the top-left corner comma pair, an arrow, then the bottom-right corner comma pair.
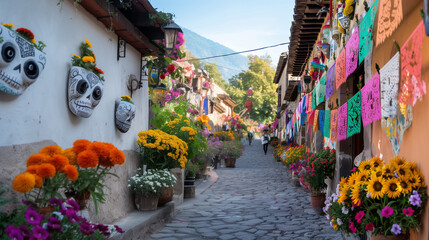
149,0 -> 294,66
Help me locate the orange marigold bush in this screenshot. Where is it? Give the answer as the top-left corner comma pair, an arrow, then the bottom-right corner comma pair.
62,148 -> 77,165
12,173 -> 35,193
109,148 -> 126,166
39,145 -> 63,157
77,150 -> 99,168
26,165 -> 39,174
26,154 -> 48,167
72,139 -> 91,154
49,154 -> 69,171
36,163 -> 56,179
63,164 -> 78,181
34,174 -> 43,188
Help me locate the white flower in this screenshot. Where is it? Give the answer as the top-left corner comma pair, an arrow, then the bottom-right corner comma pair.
337,218 -> 343,226
341,206 -> 349,214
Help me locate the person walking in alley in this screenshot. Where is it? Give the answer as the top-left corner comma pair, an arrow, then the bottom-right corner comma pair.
247,131 -> 254,145
262,128 -> 270,155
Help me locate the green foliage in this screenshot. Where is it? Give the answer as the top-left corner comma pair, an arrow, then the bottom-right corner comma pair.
203,62 -> 227,88
187,51 -> 202,70
185,162 -> 199,178
149,9 -> 175,26
226,55 -> 277,123
128,168 -> 176,197
301,148 -> 336,192
219,140 -> 243,160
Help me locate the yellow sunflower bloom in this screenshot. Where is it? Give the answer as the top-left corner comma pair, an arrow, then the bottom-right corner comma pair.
395,164 -> 411,177
383,179 -> 402,199
351,186 -> 363,206
382,164 -> 395,179
356,171 -> 370,186
366,176 -> 385,199
398,176 -> 412,194
348,172 -> 359,186
408,172 -> 422,189
369,157 -> 383,169
358,160 -> 372,172
390,156 -> 407,167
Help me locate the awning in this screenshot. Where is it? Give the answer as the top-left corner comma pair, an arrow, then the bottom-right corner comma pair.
284,81 -> 300,101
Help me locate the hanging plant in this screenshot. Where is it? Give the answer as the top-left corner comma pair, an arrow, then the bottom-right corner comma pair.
149,10 -> 175,26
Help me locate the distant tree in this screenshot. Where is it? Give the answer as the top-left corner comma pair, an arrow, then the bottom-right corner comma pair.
226,55 -> 276,124
203,62 -> 227,88
186,51 -> 202,70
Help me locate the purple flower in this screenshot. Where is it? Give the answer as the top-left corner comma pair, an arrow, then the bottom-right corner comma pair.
409,191 -> 422,206
79,222 -> 95,235
49,198 -> 63,207
47,217 -> 62,232
22,199 -> 37,208
24,208 -> 44,226
382,206 -> 394,218
114,225 -> 125,233
19,225 -> 31,238
96,224 -> 111,236
32,225 -> 49,239
5,225 -> 23,240
65,199 -> 80,211
391,224 -> 402,235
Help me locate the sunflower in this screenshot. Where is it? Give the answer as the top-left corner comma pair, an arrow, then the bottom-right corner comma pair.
408,173 -> 422,189
348,172 -> 360,186
49,154 -> 69,171
12,173 -> 35,193
390,156 -> 406,167
366,176 -> 385,199
39,145 -> 63,157
382,164 -> 395,179
383,179 -> 402,199
407,162 -> 418,173
351,186 -> 363,206
72,139 -> 91,154
339,177 -> 348,187
63,165 -> 78,181
77,150 -> 99,168
36,163 -> 56,179
338,186 -> 350,204
398,176 -> 412,194
358,160 -> 372,172
369,157 -> 383,169
26,154 -> 48,167
395,164 -> 411,177
356,171 -> 370,186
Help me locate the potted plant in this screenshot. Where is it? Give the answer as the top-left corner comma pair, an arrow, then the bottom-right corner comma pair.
301,148 -> 336,215
128,168 -> 168,211
184,162 -> 198,185
324,156 -> 427,239
156,169 -> 177,206
219,140 -> 243,168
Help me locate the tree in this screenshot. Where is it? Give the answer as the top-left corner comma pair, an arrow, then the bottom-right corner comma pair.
186,51 -> 202,70
226,55 -> 277,124
203,62 -> 227,88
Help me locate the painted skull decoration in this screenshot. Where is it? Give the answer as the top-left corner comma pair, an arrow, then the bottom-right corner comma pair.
115,100 -> 136,133
0,25 -> 47,95
68,66 -> 103,118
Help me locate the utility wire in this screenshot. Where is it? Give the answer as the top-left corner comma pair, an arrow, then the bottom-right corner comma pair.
179,42 -> 290,62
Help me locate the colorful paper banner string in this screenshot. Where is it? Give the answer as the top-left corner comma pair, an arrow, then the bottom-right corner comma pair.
399,20 -> 426,107
336,48 -> 346,90
361,73 -> 381,127
326,63 -> 336,100
312,89 -> 317,109
324,109 -> 331,138
337,102 -> 348,141
346,27 -> 359,78
381,105 -> 413,156
359,0 -> 379,65
316,74 -> 326,105
380,52 -> 400,118
313,110 -> 319,133
376,0 -> 403,46
330,109 -> 338,141
308,110 -> 315,126
308,94 -> 313,113
347,91 -> 362,138
319,110 -> 325,137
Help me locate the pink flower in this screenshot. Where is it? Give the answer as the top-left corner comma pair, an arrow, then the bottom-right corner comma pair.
355,211 -> 365,224
402,207 -> 414,216
382,206 -> 394,218
365,222 -> 374,231
349,221 -> 357,233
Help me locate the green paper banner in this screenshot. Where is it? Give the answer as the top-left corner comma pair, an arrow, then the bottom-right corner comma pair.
347,91 -> 362,138
358,0 -> 378,65
324,109 -> 331,138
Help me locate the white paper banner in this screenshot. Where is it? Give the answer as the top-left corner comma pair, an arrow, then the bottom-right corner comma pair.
380,52 -> 400,118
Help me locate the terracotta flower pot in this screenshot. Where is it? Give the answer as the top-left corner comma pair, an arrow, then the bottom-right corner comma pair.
370,234 -> 408,240
39,206 -> 54,215
158,187 -> 173,207
225,158 -> 236,168
135,194 -> 158,211
310,192 -> 325,215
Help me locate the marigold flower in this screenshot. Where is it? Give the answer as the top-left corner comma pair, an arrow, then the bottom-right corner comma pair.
12,173 -> 35,193
82,56 -> 95,63
37,163 -> 56,179
16,28 -> 34,41
77,150 -> 99,168
1,23 -> 15,28
72,139 -> 91,154
49,154 -> 69,171
63,165 -> 78,181
62,148 -> 77,165
39,145 -> 63,157
26,165 -> 39,174
27,154 -> 48,167
109,148 -> 126,165
33,174 -> 43,188
93,66 -> 104,74
85,39 -> 93,48
73,54 -> 81,59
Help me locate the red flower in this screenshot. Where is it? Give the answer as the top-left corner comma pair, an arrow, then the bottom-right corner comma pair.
167,64 -> 175,73
330,149 -> 336,153
94,67 -> 104,74
16,28 -> 35,40
160,73 -> 166,80
365,222 -> 374,231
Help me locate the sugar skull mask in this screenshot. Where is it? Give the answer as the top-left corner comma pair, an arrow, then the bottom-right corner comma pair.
115,100 -> 136,133
68,66 -> 103,118
0,25 -> 47,95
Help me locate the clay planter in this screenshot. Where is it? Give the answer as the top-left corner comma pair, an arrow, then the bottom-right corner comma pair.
39,206 -> 54,215
135,194 -> 158,211
310,192 -> 326,215
370,234 -> 408,240
65,189 -> 91,210
225,158 -> 236,168
158,187 -> 174,207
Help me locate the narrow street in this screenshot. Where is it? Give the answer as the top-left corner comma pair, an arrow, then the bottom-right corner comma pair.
148,139 -> 343,240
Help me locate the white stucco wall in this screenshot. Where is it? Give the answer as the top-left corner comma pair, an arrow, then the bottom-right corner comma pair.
0,0 -> 149,150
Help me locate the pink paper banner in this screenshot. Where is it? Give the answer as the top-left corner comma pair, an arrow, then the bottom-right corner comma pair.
337,103 -> 348,141
326,63 -> 336,100
399,21 -> 426,106
361,73 -> 382,127
346,27 -> 359,78
336,48 -> 346,90
330,109 -> 338,141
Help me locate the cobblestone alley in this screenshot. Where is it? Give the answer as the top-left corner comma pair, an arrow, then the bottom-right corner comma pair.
148,139 -> 343,240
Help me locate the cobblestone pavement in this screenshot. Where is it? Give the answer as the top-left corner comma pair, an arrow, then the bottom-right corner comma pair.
148,139 -> 343,240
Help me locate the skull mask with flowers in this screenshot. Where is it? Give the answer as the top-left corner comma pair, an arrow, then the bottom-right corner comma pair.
0,24 -> 46,95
